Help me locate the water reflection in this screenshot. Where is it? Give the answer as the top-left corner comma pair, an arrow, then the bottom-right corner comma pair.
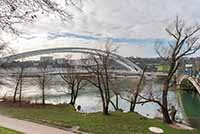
180,90 -> 200,128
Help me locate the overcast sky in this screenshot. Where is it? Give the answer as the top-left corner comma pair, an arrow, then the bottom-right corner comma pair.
3,0 -> 200,57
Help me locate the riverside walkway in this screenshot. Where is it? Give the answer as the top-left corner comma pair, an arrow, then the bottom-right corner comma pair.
0,115 -> 74,134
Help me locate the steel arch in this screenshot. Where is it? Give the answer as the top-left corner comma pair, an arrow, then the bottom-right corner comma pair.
0,47 -> 142,73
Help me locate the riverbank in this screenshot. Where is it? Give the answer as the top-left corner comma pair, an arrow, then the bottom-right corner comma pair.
0,102 -> 199,134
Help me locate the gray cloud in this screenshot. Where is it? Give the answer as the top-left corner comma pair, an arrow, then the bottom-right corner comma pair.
3,0 -> 200,57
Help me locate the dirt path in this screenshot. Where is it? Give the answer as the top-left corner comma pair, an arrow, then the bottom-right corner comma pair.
0,115 -> 75,134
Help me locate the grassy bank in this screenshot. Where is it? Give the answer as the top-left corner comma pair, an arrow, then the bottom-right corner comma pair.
0,103 -> 199,134
0,126 -> 22,134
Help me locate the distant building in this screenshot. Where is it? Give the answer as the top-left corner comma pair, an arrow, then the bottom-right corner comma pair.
40,56 -> 53,63
185,64 -> 193,68
156,64 -> 170,72
185,64 -> 194,76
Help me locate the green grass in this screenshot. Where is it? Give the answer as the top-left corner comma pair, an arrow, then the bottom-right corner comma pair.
0,104 -> 199,134
0,126 -> 22,134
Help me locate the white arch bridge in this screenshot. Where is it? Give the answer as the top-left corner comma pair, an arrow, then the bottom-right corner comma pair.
0,47 -> 142,73
177,74 -> 200,95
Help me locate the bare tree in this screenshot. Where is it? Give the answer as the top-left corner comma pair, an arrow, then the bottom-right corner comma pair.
59,55 -> 87,106
139,17 -> 200,124
82,44 -> 117,115
0,0 -> 82,33
119,67 -> 146,112
36,61 -> 52,105
109,76 -> 122,111
12,63 -> 26,103
129,67 -> 145,112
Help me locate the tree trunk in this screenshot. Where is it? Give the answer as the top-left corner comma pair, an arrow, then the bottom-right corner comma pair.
42,87 -> 45,105
19,78 -> 23,104
13,78 -> 20,103
71,84 -> 80,106
129,101 -> 134,112
116,95 -> 119,110
162,81 -> 172,124
100,90 -> 109,115
70,85 -> 75,106
131,100 -> 136,112
104,89 -> 110,115
103,104 -> 109,115
42,76 -> 45,105
42,88 -> 45,105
